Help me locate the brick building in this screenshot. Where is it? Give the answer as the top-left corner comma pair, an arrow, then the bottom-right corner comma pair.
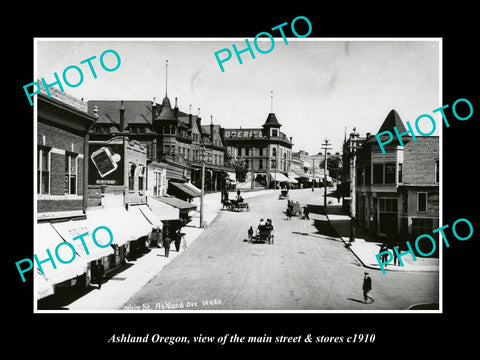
223,112 -> 293,189
88,94 -> 229,196
37,87 -> 96,218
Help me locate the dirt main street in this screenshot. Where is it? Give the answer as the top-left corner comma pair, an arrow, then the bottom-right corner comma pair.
123,189 -> 439,311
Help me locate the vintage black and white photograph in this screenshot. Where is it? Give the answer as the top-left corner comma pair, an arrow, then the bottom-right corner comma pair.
32,38 -> 441,312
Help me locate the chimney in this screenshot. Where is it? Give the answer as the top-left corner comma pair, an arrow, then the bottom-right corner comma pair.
152,97 -> 156,122
290,136 -> 292,143
366,132 -> 371,139
174,97 -> 178,117
120,100 -> 125,131
210,115 -> 214,142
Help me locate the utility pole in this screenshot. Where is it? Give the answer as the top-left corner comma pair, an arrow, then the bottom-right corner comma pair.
321,138 -> 332,208
312,158 -> 315,192
251,146 -> 254,190
200,144 -> 205,228
349,128 -> 359,243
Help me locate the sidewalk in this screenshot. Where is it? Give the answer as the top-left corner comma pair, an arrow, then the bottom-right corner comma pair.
322,199 -> 439,273
63,189 -> 274,311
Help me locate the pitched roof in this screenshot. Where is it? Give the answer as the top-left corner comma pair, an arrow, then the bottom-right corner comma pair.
88,100 -> 154,130
263,113 -> 281,127
377,109 -> 406,134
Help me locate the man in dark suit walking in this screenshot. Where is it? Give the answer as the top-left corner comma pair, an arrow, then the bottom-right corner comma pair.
362,272 -> 374,304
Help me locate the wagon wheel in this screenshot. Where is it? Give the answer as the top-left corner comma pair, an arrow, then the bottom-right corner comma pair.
245,204 -> 250,212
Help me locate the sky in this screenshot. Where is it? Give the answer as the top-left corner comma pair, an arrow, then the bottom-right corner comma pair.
35,38 -> 440,154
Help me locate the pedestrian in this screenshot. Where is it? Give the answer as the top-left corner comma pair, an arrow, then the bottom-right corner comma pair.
303,206 -> 310,220
393,239 -> 401,266
379,243 -> 389,265
224,189 -> 229,202
248,226 -> 254,242
237,189 -> 241,199
362,272 -> 374,304
286,207 -> 292,220
96,259 -> 104,290
163,225 -> 171,258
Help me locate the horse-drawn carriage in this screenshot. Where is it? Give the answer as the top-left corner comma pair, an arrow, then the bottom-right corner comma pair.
222,198 -> 250,212
251,223 -> 274,244
278,189 -> 289,200
286,200 -> 303,217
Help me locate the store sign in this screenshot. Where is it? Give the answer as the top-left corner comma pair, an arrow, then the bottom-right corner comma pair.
89,143 -> 125,185
224,129 -> 264,139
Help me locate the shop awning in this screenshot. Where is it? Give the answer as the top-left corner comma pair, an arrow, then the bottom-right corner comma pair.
36,273 -> 54,300
156,196 -> 197,211
127,204 -> 160,233
287,173 -> 299,183
137,204 -> 163,229
36,223 -> 87,286
148,196 -> 180,221
184,181 -> 202,194
291,169 -> 310,179
271,172 -> 291,183
86,207 -> 148,246
51,219 -> 114,264
169,182 -> 201,198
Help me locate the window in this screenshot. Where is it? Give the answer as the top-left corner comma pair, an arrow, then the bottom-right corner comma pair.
398,163 -> 403,183
384,163 -> 396,184
245,147 -> 249,156
365,165 -> 371,185
138,166 -> 145,191
65,153 -> 77,195
128,163 -> 136,191
373,164 -> 383,184
435,160 -> 439,183
259,147 -> 263,156
259,159 -> 263,169
412,218 -> 436,239
271,159 -> 276,169
245,159 -> 249,168
272,129 -> 278,137
272,147 -> 277,158
37,147 -> 50,194
356,167 -> 364,185
417,192 -> 427,213
378,198 -> 398,233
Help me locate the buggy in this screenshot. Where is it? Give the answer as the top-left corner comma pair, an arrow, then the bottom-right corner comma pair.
278,189 -> 289,199
251,224 -> 274,244
222,198 -> 250,212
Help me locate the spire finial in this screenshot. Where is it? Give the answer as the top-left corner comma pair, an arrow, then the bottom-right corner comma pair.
210,115 -> 213,124
165,59 -> 168,96
270,90 -> 274,113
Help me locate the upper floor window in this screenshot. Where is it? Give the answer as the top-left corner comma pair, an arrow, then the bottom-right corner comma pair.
37,147 -> 50,194
271,129 -> 278,137
417,192 -> 428,213
65,153 -> 78,195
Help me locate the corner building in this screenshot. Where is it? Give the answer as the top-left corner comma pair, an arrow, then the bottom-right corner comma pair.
223,112 -> 293,189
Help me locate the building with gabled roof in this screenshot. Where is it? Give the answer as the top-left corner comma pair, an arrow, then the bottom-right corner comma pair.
344,109 -> 439,250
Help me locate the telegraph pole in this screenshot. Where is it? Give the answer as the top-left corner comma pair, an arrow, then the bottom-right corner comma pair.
200,144 -> 206,228
349,128 -> 359,243
321,139 -> 332,207
311,158 -> 315,192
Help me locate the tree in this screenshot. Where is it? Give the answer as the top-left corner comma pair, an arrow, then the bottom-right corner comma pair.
225,153 -> 249,183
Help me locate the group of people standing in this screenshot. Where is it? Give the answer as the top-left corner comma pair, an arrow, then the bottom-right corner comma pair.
286,200 -> 309,220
